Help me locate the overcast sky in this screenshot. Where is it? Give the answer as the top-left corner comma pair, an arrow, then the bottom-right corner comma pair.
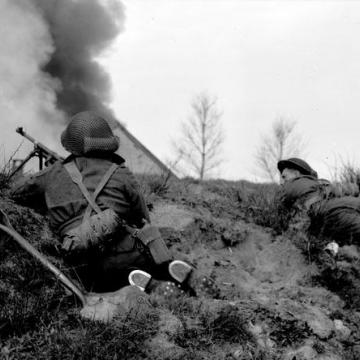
100,0 -> 360,181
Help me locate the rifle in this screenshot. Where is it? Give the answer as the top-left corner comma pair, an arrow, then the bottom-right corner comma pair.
9,127 -> 64,178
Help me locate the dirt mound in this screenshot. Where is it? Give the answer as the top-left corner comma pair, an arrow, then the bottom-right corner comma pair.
1,178 -> 360,359
150,180 -> 360,359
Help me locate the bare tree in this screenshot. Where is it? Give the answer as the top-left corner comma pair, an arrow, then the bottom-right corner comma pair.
173,93 -> 224,180
255,117 -> 305,182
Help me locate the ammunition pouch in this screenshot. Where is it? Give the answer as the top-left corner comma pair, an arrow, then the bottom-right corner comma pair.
62,209 -> 120,254
131,224 -> 172,265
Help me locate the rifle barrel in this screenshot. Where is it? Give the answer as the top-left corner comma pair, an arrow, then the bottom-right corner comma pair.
16,127 -> 63,161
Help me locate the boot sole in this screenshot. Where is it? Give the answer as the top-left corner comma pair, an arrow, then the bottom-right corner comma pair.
168,260 -> 193,283
128,269 -> 152,291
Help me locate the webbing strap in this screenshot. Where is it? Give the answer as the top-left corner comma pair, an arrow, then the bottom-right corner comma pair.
64,161 -> 118,216
83,163 -> 118,219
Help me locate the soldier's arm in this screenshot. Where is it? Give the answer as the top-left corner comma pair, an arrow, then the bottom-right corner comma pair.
10,167 -> 49,209
123,173 -> 151,226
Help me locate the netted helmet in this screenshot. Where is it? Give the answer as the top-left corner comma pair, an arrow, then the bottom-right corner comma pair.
61,111 -> 119,156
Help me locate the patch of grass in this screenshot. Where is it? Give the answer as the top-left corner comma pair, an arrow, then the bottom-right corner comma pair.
169,302 -> 254,351
0,200 -> 75,340
137,173 -> 174,200
334,161 -> 360,194
254,306 -> 312,348
287,217 -> 360,310
241,184 -> 293,234
2,307 -> 160,360
268,315 -> 312,347
0,282 -> 70,339
0,238 -> 74,340
314,259 -> 360,310
159,299 -> 282,359
0,145 -> 23,194
0,173 -> 11,193
207,305 -> 254,343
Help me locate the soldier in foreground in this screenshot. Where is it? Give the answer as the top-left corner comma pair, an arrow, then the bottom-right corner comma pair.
11,111 -> 208,296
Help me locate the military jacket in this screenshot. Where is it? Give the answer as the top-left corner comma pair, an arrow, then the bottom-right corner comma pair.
11,154 -> 150,235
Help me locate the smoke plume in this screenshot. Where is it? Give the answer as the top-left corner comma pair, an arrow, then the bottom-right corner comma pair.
0,0 -> 125,161
35,0 -> 124,120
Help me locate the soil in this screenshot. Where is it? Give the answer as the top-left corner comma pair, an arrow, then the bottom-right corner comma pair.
1,178 -> 360,359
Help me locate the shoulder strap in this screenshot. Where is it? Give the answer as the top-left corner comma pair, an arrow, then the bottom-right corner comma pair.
83,163 -> 118,219
92,163 -> 119,201
64,161 -> 118,215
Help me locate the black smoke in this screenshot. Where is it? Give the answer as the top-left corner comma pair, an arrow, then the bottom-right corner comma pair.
33,0 -> 125,121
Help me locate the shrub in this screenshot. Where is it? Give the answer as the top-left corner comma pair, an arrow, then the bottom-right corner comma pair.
338,162 -> 360,187
330,160 -> 360,197
241,184 -> 292,234
0,145 -> 23,194
137,172 -> 174,196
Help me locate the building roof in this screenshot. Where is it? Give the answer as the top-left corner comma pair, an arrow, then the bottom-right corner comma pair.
113,121 -> 177,178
